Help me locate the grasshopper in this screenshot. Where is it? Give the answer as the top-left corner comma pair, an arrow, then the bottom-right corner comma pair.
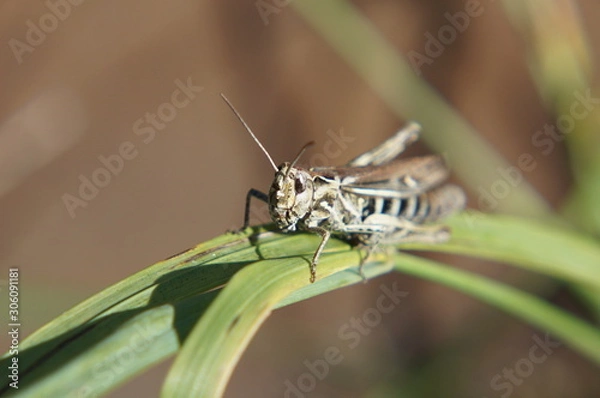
223,94 -> 465,282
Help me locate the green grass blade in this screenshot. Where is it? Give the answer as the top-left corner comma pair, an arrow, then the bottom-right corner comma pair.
12,231 -> 257,353
393,253 -> 600,365
162,213 -> 600,397
161,249 -> 390,398
403,212 -> 600,290
500,0 -> 600,236
4,213 -> 599,396
0,228 -> 391,397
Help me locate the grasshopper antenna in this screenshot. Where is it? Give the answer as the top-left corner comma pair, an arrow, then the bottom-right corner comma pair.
221,93 -> 278,171
289,141 -> 315,170
285,140 -> 315,177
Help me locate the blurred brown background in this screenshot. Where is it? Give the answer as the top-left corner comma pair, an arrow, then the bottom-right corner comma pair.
1,0 -> 599,397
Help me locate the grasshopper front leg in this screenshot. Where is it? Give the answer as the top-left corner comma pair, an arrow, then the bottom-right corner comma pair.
238,188 -> 269,231
306,226 -> 331,283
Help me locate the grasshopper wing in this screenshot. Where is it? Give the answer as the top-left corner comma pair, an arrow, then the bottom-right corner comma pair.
312,156 -> 449,198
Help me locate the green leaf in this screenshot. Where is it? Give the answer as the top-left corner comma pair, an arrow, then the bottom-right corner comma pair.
404,212 -> 600,290
163,214 -> 600,397
161,248 -> 390,398
0,228 -> 390,397
3,214 -> 599,397
393,253 -> 600,364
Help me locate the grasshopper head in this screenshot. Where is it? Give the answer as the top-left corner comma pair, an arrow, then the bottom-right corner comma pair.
220,95 -> 316,231
268,163 -> 314,232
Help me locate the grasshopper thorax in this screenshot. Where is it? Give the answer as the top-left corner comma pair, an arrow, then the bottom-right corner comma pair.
268,163 -> 314,232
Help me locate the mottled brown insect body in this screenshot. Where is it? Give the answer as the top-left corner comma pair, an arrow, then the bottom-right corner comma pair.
222,94 -> 465,283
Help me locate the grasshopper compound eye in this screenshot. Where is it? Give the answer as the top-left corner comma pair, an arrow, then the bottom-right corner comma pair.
294,174 -> 306,194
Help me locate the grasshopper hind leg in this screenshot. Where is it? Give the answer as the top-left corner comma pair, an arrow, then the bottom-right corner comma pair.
346,234 -> 383,282
357,239 -> 380,282
348,122 -> 421,167
344,217 -> 451,280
